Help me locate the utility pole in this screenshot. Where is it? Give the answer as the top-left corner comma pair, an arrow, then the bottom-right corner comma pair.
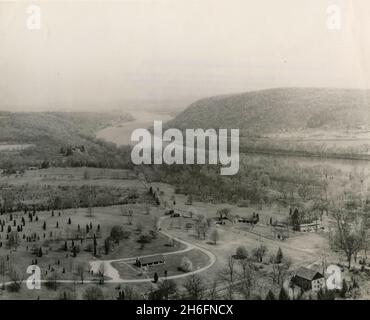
321,249 -> 328,277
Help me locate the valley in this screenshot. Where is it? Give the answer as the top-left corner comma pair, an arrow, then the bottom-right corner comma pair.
1,88 -> 370,300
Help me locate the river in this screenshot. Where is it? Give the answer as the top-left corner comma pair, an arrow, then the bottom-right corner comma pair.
96,111 -> 370,177
96,111 -> 173,146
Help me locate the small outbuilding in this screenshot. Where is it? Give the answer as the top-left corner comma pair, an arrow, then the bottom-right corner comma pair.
135,254 -> 165,267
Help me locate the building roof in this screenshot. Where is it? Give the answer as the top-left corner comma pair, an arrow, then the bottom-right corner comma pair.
139,254 -> 165,265
300,221 -> 319,227
293,267 -> 323,281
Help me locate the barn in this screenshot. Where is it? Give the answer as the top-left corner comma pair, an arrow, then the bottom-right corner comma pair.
291,267 -> 325,292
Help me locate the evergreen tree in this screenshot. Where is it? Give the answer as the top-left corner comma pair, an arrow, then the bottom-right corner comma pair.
265,290 -> 276,300
154,272 -> 159,283
93,234 -> 97,256
291,208 -> 300,231
72,246 -> 77,257
104,238 -> 110,255
340,279 -> 348,298
117,290 -> 125,300
275,247 -> 283,264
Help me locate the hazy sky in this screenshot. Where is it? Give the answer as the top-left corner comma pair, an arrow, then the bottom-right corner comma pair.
0,0 -> 369,111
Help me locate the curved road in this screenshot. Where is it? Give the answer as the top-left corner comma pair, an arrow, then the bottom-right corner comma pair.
3,215 -> 217,289
89,215 -> 217,283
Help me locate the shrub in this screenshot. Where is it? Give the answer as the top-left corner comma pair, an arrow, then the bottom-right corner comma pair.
138,234 -> 152,244
179,257 -> 193,272
110,226 -> 130,243
149,229 -> 158,239
7,282 -> 21,293
275,247 -> 283,264
58,290 -> 76,300
235,246 -> 248,259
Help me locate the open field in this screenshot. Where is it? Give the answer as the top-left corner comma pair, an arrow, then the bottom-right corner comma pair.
1,167 -> 141,187
0,167 -> 220,299
0,203 -> 174,277
0,164 -> 367,299
21,167 -> 137,180
153,183 -> 331,288
3,0 -> 370,302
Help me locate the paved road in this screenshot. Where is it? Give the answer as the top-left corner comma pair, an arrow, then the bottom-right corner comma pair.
88,215 -> 217,283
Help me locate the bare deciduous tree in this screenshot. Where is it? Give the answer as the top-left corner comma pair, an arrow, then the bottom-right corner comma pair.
331,209 -> 366,269
219,255 -> 236,299
252,244 -> 268,263
237,256 -> 254,299
157,279 -> 178,300
207,278 -> 219,300
76,262 -> 88,284
83,286 -> 104,300
99,262 -> 106,284
182,274 -> 206,300
270,256 -> 291,285
0,256 -> 7,290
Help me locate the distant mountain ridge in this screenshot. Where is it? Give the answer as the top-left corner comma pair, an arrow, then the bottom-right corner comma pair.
0,111 -> 133,170
0,111 -> 128,145
166,88 -> 370,135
